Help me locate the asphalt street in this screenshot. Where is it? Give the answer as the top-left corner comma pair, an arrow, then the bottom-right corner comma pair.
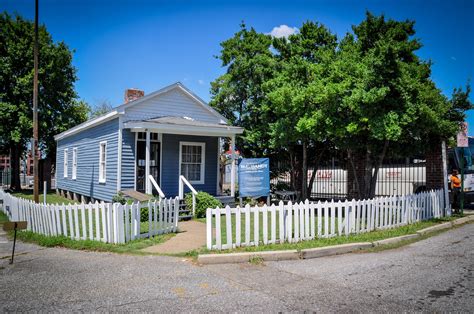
1,223 -> 473,312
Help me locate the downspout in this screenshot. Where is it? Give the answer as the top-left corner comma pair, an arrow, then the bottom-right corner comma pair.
116,114 -> 123,193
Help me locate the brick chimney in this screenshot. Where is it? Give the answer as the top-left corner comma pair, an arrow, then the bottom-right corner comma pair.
124,88 -> 144,103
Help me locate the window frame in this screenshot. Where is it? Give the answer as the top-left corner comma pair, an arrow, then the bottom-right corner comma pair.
72,147 -> 77,180
63,149 -> 68,178
179,141 -> 205,185
99,141 -> 107,183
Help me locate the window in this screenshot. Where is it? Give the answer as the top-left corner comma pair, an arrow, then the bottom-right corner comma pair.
99,141 -> 107,183
63,149 -> 68,178
179,142 -> 205,184
72,148 -> 77,180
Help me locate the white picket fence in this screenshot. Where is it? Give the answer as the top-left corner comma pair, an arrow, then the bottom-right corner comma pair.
0,189 -> 179,244
207,189 -> 448,250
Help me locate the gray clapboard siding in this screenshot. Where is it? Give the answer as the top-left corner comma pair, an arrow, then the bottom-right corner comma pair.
121,129 -> 136,190
56,118 -> 119,202
123,88 -> 222,124
161,134 -> 218,197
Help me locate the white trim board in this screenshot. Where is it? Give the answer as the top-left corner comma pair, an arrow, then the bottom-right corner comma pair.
124,122 -> 243,137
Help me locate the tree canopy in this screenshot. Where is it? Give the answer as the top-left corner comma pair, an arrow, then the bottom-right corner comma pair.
210,12 -> 472,199
0,13 -> 89,190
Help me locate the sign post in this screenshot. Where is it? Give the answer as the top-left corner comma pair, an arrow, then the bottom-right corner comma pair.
3,221 -> 27,264
457,122 -> 468,214
238,158 -> 270,205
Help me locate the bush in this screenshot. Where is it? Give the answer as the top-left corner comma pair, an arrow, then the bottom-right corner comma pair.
112,192 -> 127,205
185,191 -> 222,218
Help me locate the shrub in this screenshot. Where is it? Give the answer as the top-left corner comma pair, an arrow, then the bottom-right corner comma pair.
185,191 -> 222,218
112,192 -> 127,205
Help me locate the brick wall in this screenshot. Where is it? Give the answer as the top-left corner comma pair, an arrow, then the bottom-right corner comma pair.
426,142 -> 445,190
347,152 -> 366,200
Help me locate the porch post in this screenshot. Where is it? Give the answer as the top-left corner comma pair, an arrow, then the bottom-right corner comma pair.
145,130 -> 151,194
230,135 -> 236,197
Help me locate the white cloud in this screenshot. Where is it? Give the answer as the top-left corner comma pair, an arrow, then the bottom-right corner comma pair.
268,25 -> 298,38
451,56 -> 457,61
198,79 -> 204,85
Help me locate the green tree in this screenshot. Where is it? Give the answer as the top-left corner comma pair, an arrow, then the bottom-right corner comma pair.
0,13 -> 88,190
209,23 -> 276,157
326,12 -> 471,199
264,21 -> 338,199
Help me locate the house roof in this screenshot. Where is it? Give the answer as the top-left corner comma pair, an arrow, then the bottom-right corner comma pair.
54,82 -> 232,141
123,116 -> 244,137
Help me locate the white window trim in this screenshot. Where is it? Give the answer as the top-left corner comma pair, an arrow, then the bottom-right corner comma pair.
72,148 -> 77,180
63,149 -> 68,178
99,141 -> 107,183
179,141 -> 205,185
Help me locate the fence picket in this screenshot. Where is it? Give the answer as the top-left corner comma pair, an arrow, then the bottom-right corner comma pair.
287,201 -> 293,243
215,207 -> 221,250
236,206 -> 241,247
330,201 -> 336,236
225,206 -> 232,249
317,201 -> 322,238
294,203 -> 299,242
270,204 -> 276,244
278,201 -> 285,243
263,205 -> 268,245
245,204 -> 251,246
299,202 -> 305,240
254,206 -> 260,246
148,201 -> 152,238
324,202 -> 329,238
124,203 -> 130,242
85,203 -> 91,240
206,208 -> 212,250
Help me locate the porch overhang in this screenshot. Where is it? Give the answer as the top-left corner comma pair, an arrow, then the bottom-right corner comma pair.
123,116 -> 244,137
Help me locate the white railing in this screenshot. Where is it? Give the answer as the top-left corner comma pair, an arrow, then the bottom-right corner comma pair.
0,189 -> 179,244
178,175 -> 197,216
148,175 -> 165,200
206,189 -> 448,250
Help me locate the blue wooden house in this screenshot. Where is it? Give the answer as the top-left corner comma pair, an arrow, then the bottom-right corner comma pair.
55,82 -> 243,202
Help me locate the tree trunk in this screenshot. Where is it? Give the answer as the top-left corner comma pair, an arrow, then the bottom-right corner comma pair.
306,146 -> 326,199
10,143 -> 22,192
301,142 -> 308,200
368,140 -> 389,199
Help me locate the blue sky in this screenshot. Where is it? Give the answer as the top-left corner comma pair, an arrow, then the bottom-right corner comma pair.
2,0 -> 474,131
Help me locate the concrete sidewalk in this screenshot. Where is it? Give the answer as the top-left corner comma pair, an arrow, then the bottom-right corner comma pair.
141,220 -> 206,254
0,222 -> 45,261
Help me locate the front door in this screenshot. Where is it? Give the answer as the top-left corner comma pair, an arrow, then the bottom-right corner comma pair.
136,139 -> 161,194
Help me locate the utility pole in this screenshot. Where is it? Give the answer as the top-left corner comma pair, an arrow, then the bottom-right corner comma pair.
33,0 -> 39,203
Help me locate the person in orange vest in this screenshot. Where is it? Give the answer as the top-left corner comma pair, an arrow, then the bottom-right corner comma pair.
450,169 -> 461,213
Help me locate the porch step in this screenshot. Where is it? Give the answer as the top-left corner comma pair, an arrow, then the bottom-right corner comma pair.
121,190 -> 153,202
178,199 -> 192,221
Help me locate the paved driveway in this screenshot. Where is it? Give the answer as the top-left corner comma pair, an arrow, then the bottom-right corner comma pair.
1,224 -> 472,312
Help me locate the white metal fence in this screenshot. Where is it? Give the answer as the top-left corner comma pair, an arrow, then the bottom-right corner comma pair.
0,189 -> 179,244
206,189 -> 448,250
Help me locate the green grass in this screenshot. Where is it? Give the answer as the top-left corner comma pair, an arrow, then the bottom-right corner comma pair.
1,203 -> 177,255
11,190 -> 76,205
12,230 -> 175,254
198,215 -> 459,255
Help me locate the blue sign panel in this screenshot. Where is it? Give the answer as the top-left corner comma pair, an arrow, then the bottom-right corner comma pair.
238,158 -> 270,198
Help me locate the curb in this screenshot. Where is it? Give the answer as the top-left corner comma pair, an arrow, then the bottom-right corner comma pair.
416,222 -> 453,236
451,216 -> 474,225
300,242 -> 372,259
197,250 -> 299,265
372,234 -> 420,246
197,216 -> 473,265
